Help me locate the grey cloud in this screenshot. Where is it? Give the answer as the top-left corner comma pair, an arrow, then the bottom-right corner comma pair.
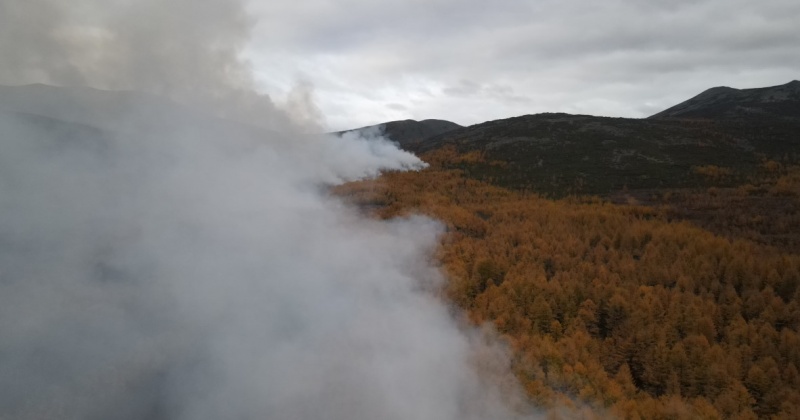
444,80 -> 531,104
247,0 -> 800,127
443,79 -> 482,97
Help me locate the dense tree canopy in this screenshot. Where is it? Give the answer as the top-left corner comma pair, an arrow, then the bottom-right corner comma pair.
335,147 -> 800,419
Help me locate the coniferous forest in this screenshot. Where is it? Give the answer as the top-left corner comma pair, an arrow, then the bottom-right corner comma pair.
336,147 -> 800,419
2,2 -> 799,418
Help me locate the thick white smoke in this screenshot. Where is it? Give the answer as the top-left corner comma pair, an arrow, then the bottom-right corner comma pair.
0,1 -> 532,419
0,106 -> 514,419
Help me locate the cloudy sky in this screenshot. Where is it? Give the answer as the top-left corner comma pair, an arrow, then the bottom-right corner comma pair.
245,0 -> 800,130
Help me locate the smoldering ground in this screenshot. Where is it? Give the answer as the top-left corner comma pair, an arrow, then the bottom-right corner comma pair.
0,1 -> 534,419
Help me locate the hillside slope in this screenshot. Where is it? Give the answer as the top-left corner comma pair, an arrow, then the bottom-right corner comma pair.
649,80 -> 800,120
337,119 -> 462,149
393,82 -> 800,196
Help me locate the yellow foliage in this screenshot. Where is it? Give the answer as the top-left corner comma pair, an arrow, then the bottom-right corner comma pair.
336,153 -> 800,418
693,165 -> 733,180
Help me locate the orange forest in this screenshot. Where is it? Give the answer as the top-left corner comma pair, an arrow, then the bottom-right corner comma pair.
335,146 -> 800,419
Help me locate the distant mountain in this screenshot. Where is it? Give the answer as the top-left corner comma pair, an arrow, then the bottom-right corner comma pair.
0,84 -> 282,145
4,82 -> 798,197
0,110 -> 112,154
338,119 -> 462,149
403,81 -> 800,196
649,80 -> 800,120
410,113 -> 760,195
0,84 -> 201,132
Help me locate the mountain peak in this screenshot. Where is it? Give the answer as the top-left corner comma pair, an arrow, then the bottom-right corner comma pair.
650,80 -> 800,119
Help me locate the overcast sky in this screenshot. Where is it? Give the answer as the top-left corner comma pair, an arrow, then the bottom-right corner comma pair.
244,0 -> 800,130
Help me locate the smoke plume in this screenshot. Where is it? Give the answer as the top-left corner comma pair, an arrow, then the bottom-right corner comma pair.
0,1 -> 532,419
0,0 -> 316,130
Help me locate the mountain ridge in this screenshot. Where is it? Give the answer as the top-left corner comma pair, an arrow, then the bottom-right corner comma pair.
3,81 -> 799,196
336,119 -> 463,149
649,80 -> 800,120
380,81 -> 800,195
0,83 -> 284,144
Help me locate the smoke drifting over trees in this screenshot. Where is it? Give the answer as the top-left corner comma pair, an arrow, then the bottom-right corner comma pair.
0,1 -> 531,419
0,0 -> 316,130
